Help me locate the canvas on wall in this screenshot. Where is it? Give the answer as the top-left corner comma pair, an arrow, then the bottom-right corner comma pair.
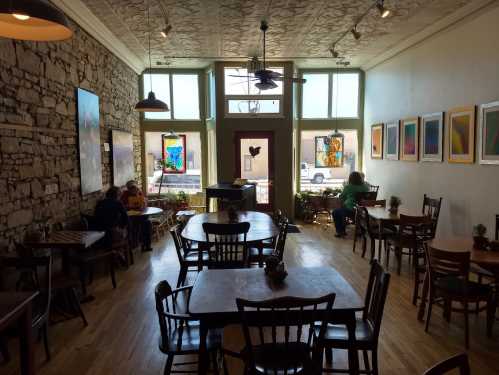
315,135 -> 344,168
77,88 -> 103,195
371,124 -> 383,159
421,112 -> 444,162
162,135 -> 186,173
112,130 -> 135,187
448,106 -> 476,164
384,122 -> 399,160
478,101 -> 499,165
401,118 -> 419,161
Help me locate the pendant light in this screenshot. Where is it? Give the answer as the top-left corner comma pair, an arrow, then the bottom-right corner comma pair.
163,131 -> 179,139
0,0 -> 72,41
135,0 -> 169,113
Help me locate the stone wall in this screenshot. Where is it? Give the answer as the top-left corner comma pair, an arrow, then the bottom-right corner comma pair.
0,21 -> 141,252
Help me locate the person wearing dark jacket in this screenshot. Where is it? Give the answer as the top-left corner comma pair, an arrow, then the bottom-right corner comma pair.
94,186 -> 129,247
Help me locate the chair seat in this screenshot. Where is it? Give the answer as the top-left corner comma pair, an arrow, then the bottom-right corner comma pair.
184,251 -> 209,263
158,323 -> 222,354
435,276 -> 492,298
319,319 -> 374,347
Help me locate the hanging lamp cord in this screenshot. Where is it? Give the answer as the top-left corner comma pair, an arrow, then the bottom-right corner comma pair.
147,0 -> 153,91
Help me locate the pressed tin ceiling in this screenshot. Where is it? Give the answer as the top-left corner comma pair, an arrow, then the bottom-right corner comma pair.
79,0 -> 477,69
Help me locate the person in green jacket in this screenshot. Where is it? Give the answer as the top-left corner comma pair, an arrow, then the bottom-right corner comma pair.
332,171 -> 368,237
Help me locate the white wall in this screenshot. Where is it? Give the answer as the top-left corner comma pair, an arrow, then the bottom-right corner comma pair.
364,3 -> 499,236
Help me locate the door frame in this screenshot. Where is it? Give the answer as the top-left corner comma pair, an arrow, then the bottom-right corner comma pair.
234,131 -> 274,212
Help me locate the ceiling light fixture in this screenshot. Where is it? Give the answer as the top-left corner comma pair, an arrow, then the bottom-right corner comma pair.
329,45 -> 339,58
0,0 -> 73,41
351,26 -> 361,40
135,0 -> 169,113
160,24 -> 172,38
376,0 -> 391,18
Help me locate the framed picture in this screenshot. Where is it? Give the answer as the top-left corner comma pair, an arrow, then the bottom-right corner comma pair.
384,122 -> 399,160
76,88 -> 103,195
401,118 -> 419,161
478,101 -> 499,165
421,112 -> 444,162
112,130 -> 135,187
371,124 -> 383,159
315,135 -> 344,168
162,134 -> 186,173
448,106 -> 476,164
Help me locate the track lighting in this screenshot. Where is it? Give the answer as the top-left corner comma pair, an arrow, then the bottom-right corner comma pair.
329,46 -> 339,58
351,26 -> 361,40
376,0 -> 391,18
160,24 -> 172,38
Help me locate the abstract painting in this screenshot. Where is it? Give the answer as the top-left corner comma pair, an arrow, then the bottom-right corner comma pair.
76,88 -> 102,195
478,101 -> 499,165
448,106 -> 475,164
162,134 -> 186,173
112,130 -> 135,187
384,122 -> 399,160
421,112 -> 444,162
401,118 -> 419,161
371,124 -> 383,160
315,135 -> 344,168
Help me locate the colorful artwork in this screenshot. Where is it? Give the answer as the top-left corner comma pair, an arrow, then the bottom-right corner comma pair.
478,101 -> 499,165
162,135 -> 186,173
384,122 -> 399,160
77,88 -> 102,195
401,118 -> 419,161
448,106 -> 475,164
421,112 -> 444,162
112,130 -> 134,187
315,135 -> 344,168
371,124 -> 383,160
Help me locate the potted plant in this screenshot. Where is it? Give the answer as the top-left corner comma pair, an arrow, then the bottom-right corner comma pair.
176,191 -> 189,210
295,191 -> 312,220
473,224 -> 489,250
388,196 -> 401,214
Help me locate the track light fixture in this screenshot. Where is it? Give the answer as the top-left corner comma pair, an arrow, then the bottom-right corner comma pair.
329,45 -> 339,58
351,26 -> 361,40
160,24 -> 172,38
376,0 -> 391,18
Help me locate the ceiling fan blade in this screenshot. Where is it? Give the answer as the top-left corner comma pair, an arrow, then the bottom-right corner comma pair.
228,75 -> 254,78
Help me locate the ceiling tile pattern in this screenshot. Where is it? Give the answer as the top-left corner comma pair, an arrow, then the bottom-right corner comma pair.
81,0 -> 472,68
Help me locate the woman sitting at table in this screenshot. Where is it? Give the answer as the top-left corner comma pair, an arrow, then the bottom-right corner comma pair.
94,186 -> 129,247
332,171 -> 368,238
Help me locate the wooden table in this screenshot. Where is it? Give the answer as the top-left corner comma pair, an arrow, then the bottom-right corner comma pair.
189,267 -> 364,375
0,292 -> 39,375
127,207 -> 163,217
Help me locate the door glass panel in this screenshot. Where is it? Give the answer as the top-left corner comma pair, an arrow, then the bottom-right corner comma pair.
239,138 -> 269,205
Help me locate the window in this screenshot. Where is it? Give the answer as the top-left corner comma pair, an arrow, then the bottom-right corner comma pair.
144,132 -> 202,194
142,73 -> 200,120
301,72 -> 360,119
224,67 -> 283,117
300,129 -> 358,192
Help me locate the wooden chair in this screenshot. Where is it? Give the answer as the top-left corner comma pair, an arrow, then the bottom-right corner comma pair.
352,200 -> 386,254
155,280 -> 222,375
368,184 -> 380,194
317,260 -> 390,375
422,194 -> 443,239
170,225 -> 208,287
248,218 -> 289,267
355,206 -> 394,260
202,222 -> 250,269
422,353 -> 470,375
355,191 -> 378,203
236,294 -> 336,375
424,246 -> 495,348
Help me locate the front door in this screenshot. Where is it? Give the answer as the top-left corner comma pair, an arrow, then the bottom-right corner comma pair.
235,131 -> 274,212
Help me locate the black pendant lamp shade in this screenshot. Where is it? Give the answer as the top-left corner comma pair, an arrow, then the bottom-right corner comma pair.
135,91 -> 169,112
0,0 -> 73,41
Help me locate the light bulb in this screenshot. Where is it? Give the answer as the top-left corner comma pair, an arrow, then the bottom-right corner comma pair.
13,13 -> 30,21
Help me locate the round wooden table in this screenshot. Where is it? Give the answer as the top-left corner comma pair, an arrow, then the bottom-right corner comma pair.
127,207 -> 163,217
181,211 -> 279,244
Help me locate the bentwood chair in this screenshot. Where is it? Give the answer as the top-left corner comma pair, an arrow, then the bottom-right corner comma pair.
237,294 -> 336,375
155,280 -> 223,375
317,260 -> 390,375
248,218 -> 289,267
422,353 -> 470,375
203,222 -> 250,269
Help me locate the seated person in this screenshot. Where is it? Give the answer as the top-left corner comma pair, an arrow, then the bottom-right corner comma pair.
94,186 -> 129,247
121,180 -> 152,252
332,171 -> 368,238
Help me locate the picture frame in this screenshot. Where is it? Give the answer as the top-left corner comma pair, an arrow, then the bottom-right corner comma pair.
478,101 -> 499,165
448,106 -> 476,164
162,134 -> 187,174
112,130 -> 135,187
384,121 -> 399,160
371,124 -> 383,160
400,117 -> 419,161
420,112 -> 444,162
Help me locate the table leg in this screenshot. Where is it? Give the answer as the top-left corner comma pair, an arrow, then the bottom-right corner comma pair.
378,220 -> 384,263
206,195 -> 210,213
418,272 -> 429,321
346,313 -> 360,375
18,302 -> 35,375
198,319 -> 209,375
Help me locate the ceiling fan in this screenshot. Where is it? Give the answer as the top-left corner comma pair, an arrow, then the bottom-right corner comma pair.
229,20 -> 306,91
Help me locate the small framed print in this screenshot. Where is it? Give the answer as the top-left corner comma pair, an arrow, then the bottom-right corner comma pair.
371,124 -> 383,159
401,117 -> 419,161
421,112 -> 444,162
384,121 -> 399,160
448,106 -> 476,164
478,101 -> 499,165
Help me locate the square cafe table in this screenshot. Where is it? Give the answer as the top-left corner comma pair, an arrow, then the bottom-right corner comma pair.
189,267 -> 364,375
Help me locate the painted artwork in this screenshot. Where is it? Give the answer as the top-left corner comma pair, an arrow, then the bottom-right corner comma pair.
371,124 -> 383,159
315,135 -> 344,168
112,130 -> 135,187
448,106 -> 475,164
384,122 -> 399,160
77,88 -> 102,195
162,134 -> 186,173
479,101 -> 499,165
401,118 -> 419,161
421,112 -> 444,162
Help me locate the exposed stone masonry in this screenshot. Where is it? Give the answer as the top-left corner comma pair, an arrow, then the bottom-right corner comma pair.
0,20 -> 141,252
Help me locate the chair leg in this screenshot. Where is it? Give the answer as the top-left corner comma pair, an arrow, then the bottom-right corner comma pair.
352,226 -> 358,253
110,257 -> 117,289
211,351 -> 220,375
325,347 -> 333,364
0,336 -> 10,363
425,290 -> 434,333
486,295 -> 495,338
396,248 -> 402,276
177,266 -> 188,288
412,271 -> 420,306
361,237 -> 367,258
70,287 -> 88,326
370,238 -> 375,259
163,354 -> 174,375
362,350 -> 371,375
79,265 -> 88,296
371,348 -> 379,375
463,300 -> 470,349
42,323 -> 51,362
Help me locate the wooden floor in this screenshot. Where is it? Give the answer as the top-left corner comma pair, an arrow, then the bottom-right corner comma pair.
2,222 -> 499,374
